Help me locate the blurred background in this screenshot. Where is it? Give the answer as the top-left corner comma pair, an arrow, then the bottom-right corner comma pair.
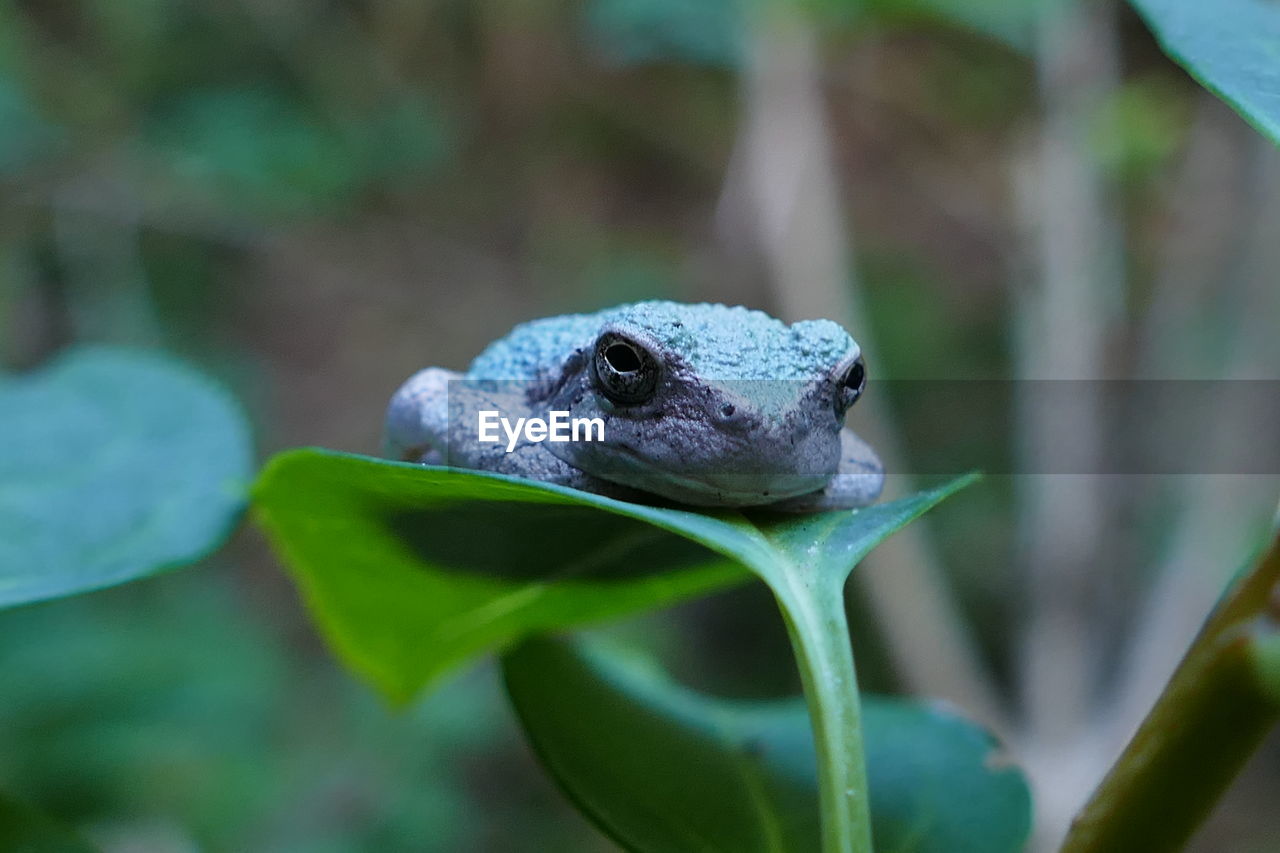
1,0 -> 1278,850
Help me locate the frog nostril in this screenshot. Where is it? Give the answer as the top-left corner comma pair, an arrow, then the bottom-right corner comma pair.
714,400 -> 756,430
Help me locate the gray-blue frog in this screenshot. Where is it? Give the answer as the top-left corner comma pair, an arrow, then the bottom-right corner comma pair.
384,301 -> 883,511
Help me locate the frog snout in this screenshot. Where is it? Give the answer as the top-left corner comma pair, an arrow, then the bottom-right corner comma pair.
702,406 -> 838,474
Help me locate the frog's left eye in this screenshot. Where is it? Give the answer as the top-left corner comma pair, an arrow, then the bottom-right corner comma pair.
835,356 -> 866,414
592,332 -> 659,404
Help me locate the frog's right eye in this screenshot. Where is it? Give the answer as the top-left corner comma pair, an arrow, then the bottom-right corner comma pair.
592,332 -> 659,404
834,355 -> 867,416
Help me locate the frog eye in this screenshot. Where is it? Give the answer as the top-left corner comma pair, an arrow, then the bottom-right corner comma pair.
835,356 -> 866,414
592,332 -> 659,404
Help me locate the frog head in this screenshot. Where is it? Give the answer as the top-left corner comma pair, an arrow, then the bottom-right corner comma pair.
543,303 -> 868,506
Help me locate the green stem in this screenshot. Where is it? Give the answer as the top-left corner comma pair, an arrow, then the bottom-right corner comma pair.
1062,626 -> 1280,853
1062,532 -> 1280,853
775,571 -> 873,853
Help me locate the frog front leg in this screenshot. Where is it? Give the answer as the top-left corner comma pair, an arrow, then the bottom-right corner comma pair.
771,428 -> 884,511
385,367 -> 458,463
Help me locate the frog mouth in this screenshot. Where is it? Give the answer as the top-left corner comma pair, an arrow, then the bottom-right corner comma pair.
596,445 -> 828,505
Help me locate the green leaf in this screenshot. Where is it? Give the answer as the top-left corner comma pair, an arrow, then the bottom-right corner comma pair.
1129,0 -> 1280,144
251,449 -> 753,703
0,792 -> 97,852
0,347 -> 253,609
252,449 -> 969,703
502,636 -> 1032,853
254,449 -> 974,851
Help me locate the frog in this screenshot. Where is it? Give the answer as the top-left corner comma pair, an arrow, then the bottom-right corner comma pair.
384,301 -> 883,511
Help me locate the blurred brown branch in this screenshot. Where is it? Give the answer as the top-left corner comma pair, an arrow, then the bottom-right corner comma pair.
728,3 -> 1008,735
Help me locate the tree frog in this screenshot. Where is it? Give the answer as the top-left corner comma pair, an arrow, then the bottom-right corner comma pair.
385,301 -> 883,511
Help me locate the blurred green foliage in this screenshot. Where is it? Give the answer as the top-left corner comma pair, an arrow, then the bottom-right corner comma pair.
1091,75 -> 1190,183
586,0 -> 743,67
0,793 -> 94,852
0,79 -> 60,174
0,1 -> 455,222
0,567 -> 593,852
0,347 -> 252,608
145,87 -> 453,215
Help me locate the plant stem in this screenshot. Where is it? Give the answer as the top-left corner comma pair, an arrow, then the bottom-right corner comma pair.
775,570 -> 873,853
1062,627 -> 1280,853
1062,532 -> 1280,853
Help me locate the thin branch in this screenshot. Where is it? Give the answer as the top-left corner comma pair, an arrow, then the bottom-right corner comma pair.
1012,0 -> 1124,847
1103,105 -> 1280,775
728,6 -> 1008,734
1062,530 -> 1280,853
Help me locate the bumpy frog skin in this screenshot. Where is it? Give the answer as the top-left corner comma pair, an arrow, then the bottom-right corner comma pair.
384,301 -> 884,511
